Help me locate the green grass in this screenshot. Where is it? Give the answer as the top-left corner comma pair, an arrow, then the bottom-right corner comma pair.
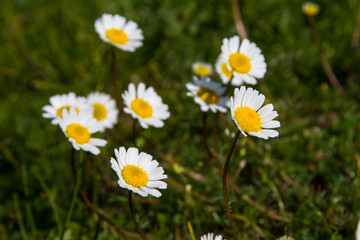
1,0 -> 360,239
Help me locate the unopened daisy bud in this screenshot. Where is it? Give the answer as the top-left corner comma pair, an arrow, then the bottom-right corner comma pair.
230,86 -> 280,139
221,35 -> 267,85
200,233 -> 225,240
192,62 -> 213,77
302,2 -> 320,17
42,92 -> 89,125
122,82 -> 170,129
58,107 -> 107,155
86,92 -> 118,132
186,76 -> 229,113
95,13 -> 144,52
110,147 -> 167,198
173,163 -> 184,174
277,236 -> 295,240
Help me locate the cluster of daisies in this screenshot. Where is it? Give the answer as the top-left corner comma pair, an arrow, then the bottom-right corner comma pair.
187,35 -> 279,140
42,13 -> 172,201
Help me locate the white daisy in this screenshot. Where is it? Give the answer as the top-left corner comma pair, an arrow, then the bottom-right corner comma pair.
58,107 -> 107,155
230,86 -> 280,139
186,76 -> 229,113
42,92 -> 88,125
122,82 -> 170,128
277,236 -> 295,240
110,147 -> 167,198
221,35 -> 266,85
200,233 -> 225,240
215,53 -> 234,85
86,92 -> 118,132
94,13 -> 144,52
302,2 -> 320,16
356,219 -> 360,240
192,61 -> 213,77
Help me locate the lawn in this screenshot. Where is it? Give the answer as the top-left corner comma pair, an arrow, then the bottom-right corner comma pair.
0,0 -> 360,239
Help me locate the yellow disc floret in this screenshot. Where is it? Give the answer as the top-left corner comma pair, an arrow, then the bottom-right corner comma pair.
65,123 -> 91,144
194,66 -> 211,77
121,165 -> 149,188
92,103 -> 107,121
131,98 -> 153,119
234,106 -> 261,132
221,63 -> 233,78
56,106 -> 79,118
196,87 -> 220,104
229,53 -> 251,74
105,28 -> 129,45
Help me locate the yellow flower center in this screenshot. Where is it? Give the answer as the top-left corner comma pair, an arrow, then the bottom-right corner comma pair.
229,53 -> 251,74
92,103 -> 107,121
56,106 -> 79,118
234,106 -> 261,132
105,28 -> 129,45
65,123 -> 91,144
194,66 -> 211,77
221,63 -> 233,78
121,165 -> 149,188
130,98 -> 153,119
196,87 -> 220,104
303,5 -> 319,16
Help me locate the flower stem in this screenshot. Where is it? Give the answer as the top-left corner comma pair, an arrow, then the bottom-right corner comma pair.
222,131 -> 240,240
308,17 -> 344,94
69,149 -> 137,238
61,150 -> 83,240
128,191 -> 148,240
223,77 -> 233,96
231,0 -> 247,40
110,48 -> 123,108
132,119 -> 137,148
202,112 -> 212,159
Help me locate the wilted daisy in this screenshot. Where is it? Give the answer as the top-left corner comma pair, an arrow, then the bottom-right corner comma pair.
110,147 -> 167,197
200,233 -> 225,240
94,13 -> 144,52
58,107 -> 107,155
42,92 -> 88,125
186,76 -> 229,113
122,82 -> 170,128
302,2 -> 320,16
192,62 -> 213,77
215,53 -> 233,85
221,35 -> 266,85
230,86 -> 280,139
277,236 -> 295,240
86,92 -> 118,132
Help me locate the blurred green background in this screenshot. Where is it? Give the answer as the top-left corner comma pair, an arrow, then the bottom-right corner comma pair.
1,0 -> 360,239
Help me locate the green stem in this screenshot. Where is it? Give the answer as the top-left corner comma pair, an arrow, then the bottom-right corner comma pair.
21,165 -> 37,237
132,119 -> 138,148
222,131 -> 240,240
60,150 -> 84,240
202,112 -> 212,159
128,191 -> 148,240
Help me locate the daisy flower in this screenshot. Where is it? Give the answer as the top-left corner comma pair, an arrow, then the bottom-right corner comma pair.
42,92 -> 88,125
192,62 -> 213,77
356,219 -> 360,240
122,82 -> 170,128
186,76 -> 229,113
230,86 -> 280,139
200,233 -> 225,240
215,53 -> 233,85
302,2 -> 320,17
277,236 -> 295,240
221,35 -> 266,85
58,107 -> 107,155
110,147 -> 167,198
86,92 -> 118,132
94,13 -> 144,52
